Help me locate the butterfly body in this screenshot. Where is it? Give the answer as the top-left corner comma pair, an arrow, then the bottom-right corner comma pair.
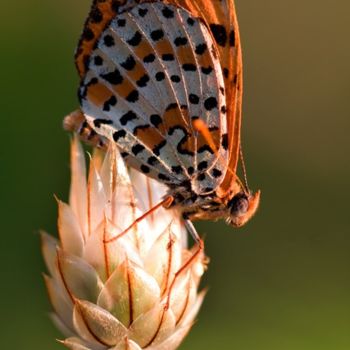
67,0 -> 260,227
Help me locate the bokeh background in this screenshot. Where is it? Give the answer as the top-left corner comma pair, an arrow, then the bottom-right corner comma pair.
1,0 -> 349,349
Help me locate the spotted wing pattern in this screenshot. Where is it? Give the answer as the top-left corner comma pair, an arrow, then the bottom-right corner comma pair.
80,2 -> 228,194
168,0 -> 243,193
75,0 -> 137,78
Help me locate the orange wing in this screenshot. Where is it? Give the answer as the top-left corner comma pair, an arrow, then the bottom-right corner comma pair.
75,0 -> 127,78
163,0 -> 243,194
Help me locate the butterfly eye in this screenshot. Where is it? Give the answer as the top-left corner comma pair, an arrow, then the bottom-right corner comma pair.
229,193 -> 249,216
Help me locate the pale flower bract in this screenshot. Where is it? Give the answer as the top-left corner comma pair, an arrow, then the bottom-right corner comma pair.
41,137 -> 206,350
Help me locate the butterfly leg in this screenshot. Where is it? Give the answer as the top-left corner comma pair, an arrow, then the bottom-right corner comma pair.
63,109 -> 107,148
103,195 -> 174,245
165,219 -> 204,310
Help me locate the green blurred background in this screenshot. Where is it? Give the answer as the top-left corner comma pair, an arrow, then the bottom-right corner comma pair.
1,0 -> 349,349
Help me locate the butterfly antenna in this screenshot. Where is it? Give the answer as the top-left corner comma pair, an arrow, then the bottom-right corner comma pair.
239,144 -> 250,193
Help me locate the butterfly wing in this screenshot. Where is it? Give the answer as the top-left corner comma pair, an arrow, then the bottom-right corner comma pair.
79,2 -> 228,194
168,0 -> 243,194
76,0 -> 142,77
76,0 -> 118,78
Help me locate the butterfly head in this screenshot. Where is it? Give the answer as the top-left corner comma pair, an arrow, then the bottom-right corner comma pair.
226,190 -> 261,227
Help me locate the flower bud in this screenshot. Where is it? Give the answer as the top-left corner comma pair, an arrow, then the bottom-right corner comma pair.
42,137 -> 207,349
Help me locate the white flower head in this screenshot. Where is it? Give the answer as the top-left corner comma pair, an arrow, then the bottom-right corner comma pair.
42,137 -> 207,350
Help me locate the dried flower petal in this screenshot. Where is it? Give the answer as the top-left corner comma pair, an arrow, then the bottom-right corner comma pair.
51,313 -> 75,338
111,338 -> 142,350
57,200 -> 84,256
43,139 -> 207,349
144,227 -> 182,295
69,137 -> 88,240
44,275 -> 74,332
128,304 -> 176,347
75,300 -> 127,346
60,337 -> 103,350
97,260 -> 160,327
41,231 -> 59,277
57,250 -> 103,302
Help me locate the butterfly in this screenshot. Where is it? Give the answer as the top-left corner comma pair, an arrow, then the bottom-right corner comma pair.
65,0 -> 260,231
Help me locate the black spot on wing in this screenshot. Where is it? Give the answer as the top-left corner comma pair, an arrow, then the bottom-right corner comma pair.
189,94 -> 199,104
201,66 -> 213,75
120,111 -> 137,126
101,69 -> 123,85
204,97 -> 218,111
182,63 -> 197,72
153,140 -> 167,156
103,35 -> 115,47
143,53 -> 156,63
147,156 -> 158,166
233,74 -> 238,85
158,173 -> 171,182
187,18 -> 195,26
197,173 -> 206,181
136,74 -> 150,87
125,90 -> 139,103
127,31 -> 142,46
162,6 -> 174,18
79,77 -> 98,102
94,119 -> 113,128
174,37 -> 188,46
211,168 -> 222,178
155,72 -> 165,81
195,43 -> 207,55
198,144 -> 214,154
140,164 -> 150,173
117,19 -> 126,27
113,129 -> 126,142
209,24 -> 227,47
187,166 -> 194,175
150,114 -> 162,127
138,8 -> 148,17
120,55 -> 136,71
166,103 -> 178,111
90,8 -> 103,23
221,133 -> 228,150
133,124 -> 150,135
132,144 -> 145,155
197,161 -> 208,171
94,55 -> 103,66
171,75 -> 181,83
151,29 -> 164,41
171,166 -> 183,174
83,28 -> 94,41
223,68 -> 229,78
162,53 -> 175,61
83,55 -> 90,71
102,96 -> 117,111
229,30 -> 235,47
